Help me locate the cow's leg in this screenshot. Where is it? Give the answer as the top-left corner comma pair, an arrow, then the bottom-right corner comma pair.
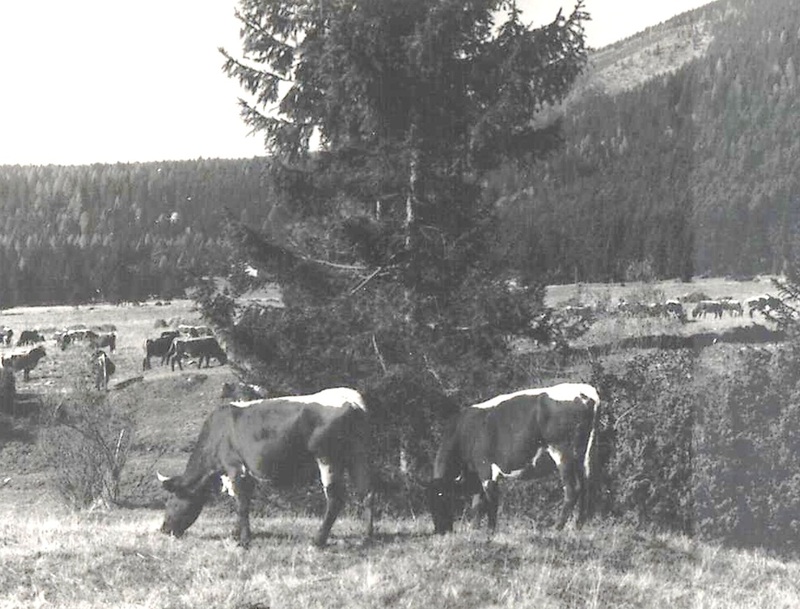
347,452 -> 374,541
232,474 -> 255,548
23,369 -> 29,382
482,480 -> 500,531
475,461 -> 499,532
470,492 -> 486,527
550,446 -> 580,530
314,458 -> 345,547
573,462 -> 587,528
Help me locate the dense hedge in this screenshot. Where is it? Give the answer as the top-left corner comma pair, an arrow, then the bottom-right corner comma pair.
590,341 -> 800,553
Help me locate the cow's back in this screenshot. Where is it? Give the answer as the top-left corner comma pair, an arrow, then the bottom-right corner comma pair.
229,400 -> 363,484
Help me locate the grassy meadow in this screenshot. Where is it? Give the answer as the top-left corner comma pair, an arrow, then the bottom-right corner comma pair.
2,508 -> 799,609
0,279 -> 796,608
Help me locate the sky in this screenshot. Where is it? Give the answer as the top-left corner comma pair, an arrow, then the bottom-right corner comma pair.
0,1 -> 713,166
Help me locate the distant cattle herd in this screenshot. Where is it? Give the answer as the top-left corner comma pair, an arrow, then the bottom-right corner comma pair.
559,292 -> 787,323
0,319 -> 227,391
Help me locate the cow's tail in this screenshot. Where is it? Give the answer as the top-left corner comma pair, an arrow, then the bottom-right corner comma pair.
582,392 -> 601,518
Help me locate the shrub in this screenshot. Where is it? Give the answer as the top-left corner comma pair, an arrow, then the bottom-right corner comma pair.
593,341 -> 800,553
592,352 -> 697,534
38,357 -> 135,509
692,343 -> 800,551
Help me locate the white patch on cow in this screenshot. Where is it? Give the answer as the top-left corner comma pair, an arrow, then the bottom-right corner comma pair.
471,383 -> 599,409
317,458 -> 334,499
532,446 -> 548,468
547,447 -> 564,468
491,463 -> 525,481
231,399 -> 265,408
280,388 -> 367,411
220,474 -> 236,497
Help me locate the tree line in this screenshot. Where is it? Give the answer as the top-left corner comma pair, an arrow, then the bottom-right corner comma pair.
0,158 -> 274,306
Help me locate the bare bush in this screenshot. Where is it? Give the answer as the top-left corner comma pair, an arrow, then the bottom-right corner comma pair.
38,358 -> 135,509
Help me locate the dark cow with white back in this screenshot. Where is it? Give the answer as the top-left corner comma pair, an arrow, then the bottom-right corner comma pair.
17,330 -> 45,346
91,332 -> 117,353
2,346 -> 46,381
167,336 -> 227,371
427,383 -> 600,535
158,388 -> 374,548
58,328 -> 99,350
142,330 -> 180,370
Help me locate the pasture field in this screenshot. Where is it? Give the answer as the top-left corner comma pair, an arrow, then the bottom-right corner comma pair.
545,275 -> 778,310
0,283 -> 796,608
1,508 -> 799,609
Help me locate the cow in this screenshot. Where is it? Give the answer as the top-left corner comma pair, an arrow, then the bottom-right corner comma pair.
2,346 -> 46,381
427,383 -> 600,535
157,387 -> 374,548
746,294 -> 782,318
691,300 -> 724,319
142,331 -> 180,370
664,300 -> 686,321
58,328 -> 99,350
0,327 -> 13,346
167,336 -> 227,371
92,350 -> 115,390
90,332 -> 117,353
16,330 -> 44,346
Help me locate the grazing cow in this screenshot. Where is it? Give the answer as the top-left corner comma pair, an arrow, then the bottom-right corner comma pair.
718,299 -> 743,317
16,330 -> 44,346
93,350 -> 116,390
692,300 -> 724,319
158,388 -> 374,548
167,336 -> 227,371
58,328 -> 99,350
142,331 -> 180,370
2,346 -> 46,381
90,332 -> 116,353
746,294 -> 782,318
664,300 -> 687,321
0,327 -> 13,346
427,383 -> 600,535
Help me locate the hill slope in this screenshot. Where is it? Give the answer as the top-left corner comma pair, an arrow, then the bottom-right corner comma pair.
498,0 -> 800,283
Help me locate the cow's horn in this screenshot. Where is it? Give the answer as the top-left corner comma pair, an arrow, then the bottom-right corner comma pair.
156,471 -> 171,483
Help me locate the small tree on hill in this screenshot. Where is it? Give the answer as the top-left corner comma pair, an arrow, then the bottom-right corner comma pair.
207,0 -> 589,488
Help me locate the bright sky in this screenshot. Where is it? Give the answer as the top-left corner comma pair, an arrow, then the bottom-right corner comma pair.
0,1 -> 713,166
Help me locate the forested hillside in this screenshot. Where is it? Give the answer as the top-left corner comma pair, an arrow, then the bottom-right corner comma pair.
499,0 -> 800,283
0,159 -> 272,306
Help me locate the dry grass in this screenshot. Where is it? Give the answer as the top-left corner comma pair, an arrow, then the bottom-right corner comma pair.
1,507 -> 799,609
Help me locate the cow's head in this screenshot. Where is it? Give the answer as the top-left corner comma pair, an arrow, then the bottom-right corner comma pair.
426,478 -> 456,534
158,472 -> 214,538
216,349 -> 228,366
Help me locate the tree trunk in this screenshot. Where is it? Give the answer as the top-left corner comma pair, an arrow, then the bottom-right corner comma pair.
404,122 -> 421,324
